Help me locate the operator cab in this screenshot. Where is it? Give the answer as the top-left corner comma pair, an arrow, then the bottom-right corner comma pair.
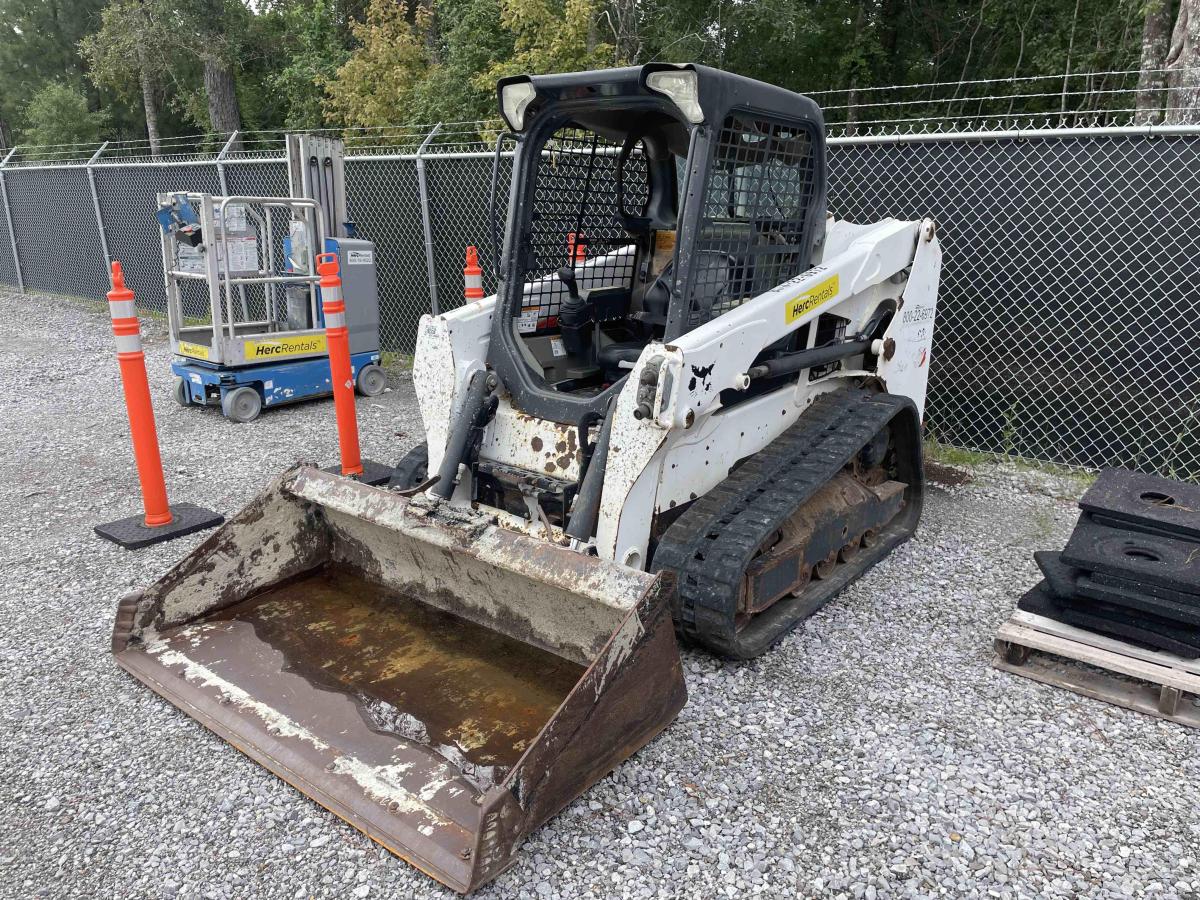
488,64 -> 827,425
506,111 -> 685,390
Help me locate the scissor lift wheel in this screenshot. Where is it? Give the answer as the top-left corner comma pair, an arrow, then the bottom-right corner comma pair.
221,386 -> 263,423
172,375 -> 190,407
356,363 -> 387,397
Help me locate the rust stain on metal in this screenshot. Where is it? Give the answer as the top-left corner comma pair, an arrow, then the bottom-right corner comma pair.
739,471 -> 905,621
111,464 -> 687,894
212,567 -> 584,768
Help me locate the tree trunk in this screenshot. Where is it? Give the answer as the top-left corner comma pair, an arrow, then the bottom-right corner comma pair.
139,66 -> 162,158
873,0 -> 902,84
1059,0 -> 1082,125
1166,0 -> 1200,123
204,59 -> 242,140
608,0 -> 640,64
1136,0 -> 1174,124
842,0 -> 870,136
418,0 -> 441,64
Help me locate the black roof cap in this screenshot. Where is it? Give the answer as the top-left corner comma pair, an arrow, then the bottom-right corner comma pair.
498,63 -> 824,130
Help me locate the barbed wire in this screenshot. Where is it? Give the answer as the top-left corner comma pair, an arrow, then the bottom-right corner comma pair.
808,65 -> 1200,97
2,69 -> 1196,166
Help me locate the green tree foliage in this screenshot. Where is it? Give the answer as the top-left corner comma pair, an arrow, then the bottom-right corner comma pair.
260,0 -> 352,128
0,0 -> 112,144
0,0 -> 1174,147
323,0 -> 430,127
23,82 -> 108,151
484,0 -> 613,79
391,0 -> 515,124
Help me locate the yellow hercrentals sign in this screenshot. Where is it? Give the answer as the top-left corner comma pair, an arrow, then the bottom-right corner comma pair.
177,340 -> 210,360
784,274 -> 840,324
243,334 -> 327,360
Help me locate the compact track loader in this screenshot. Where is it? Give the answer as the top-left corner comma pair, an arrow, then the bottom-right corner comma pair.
113,64 -> 941,892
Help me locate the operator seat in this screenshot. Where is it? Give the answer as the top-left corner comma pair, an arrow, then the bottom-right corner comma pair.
597,261 -> 674,379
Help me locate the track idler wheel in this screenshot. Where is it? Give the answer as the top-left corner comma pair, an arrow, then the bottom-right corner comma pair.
814,550 -> 839,580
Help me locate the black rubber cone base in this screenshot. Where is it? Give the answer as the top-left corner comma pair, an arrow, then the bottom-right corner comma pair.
95,502 -> 225,550
321,458 -> 393,487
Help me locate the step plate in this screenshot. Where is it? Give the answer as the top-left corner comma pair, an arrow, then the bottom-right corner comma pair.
1017,581 -> 1200,658
1061,517 -> 1200,596
1080,469 -> 1200,541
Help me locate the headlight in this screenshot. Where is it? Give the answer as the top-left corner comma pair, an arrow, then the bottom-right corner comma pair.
645,69 -> 704,124
499,81 -> 537,132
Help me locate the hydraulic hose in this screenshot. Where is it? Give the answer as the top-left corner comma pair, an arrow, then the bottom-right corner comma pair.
564,406 -> 615,542
748,335 -> 871,379
430,369 -> 492,500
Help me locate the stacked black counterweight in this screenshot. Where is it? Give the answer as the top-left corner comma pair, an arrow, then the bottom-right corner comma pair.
1020,469 -> 1200,658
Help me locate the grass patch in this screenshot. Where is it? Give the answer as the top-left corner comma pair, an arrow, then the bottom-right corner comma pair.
924,439 -> 993,468
924,438 -> 1097,489
381,351 -> 413,371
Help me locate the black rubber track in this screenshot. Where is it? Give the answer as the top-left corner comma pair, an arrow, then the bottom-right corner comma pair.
651,388 -> 923,659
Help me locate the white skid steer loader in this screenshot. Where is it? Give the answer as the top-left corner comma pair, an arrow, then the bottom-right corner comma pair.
112,64 -> 940,893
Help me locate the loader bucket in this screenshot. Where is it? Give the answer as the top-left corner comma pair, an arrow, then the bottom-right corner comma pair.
111,466 -> 686,893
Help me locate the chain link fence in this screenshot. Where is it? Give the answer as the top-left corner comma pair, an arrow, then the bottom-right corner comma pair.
0,122 -> 1198,478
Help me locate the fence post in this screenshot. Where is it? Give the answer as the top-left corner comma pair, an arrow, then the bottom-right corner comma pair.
216,131 -> 239,196
0,146 -> 23,293
415,123 -> 443,315
87,142 -> 112,272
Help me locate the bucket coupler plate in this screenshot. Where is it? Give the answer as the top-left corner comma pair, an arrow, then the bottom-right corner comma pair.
94,501 -> 225,549
110,466 -> 686,893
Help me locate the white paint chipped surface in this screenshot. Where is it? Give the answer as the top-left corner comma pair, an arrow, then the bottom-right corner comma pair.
413,298 -> 495,477
594,610 -> 645,700
141,485 -> 325,630
145,636 -> 331,753
145,631 -> 455,830
327,758 -> 448,825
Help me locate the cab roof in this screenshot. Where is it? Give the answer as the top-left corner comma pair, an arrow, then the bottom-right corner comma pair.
498,63 -> 825,134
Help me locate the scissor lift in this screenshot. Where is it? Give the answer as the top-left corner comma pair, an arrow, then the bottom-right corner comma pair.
158,137 -> 384,422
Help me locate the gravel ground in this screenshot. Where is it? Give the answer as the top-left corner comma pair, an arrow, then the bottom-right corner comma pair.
2,289 -> 1199,900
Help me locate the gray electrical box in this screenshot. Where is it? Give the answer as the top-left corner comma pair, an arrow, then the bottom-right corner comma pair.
336,238 -> 381,355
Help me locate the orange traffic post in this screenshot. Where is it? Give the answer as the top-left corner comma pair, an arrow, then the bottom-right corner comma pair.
463,245 -> 485,301
567,231 -> 587,263
317,252 -> 365,478
95,261 -> 223,549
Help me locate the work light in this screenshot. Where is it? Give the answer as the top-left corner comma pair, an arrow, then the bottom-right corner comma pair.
645,69 -> 704,124
500,81 -> 537,132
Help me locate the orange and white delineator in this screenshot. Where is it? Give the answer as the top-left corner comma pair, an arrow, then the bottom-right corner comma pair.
93,261 -> 223,549
463,246 -> 485,301
108,261 -> 173,527
566,231 -> 586,263
318,252 -> 364,478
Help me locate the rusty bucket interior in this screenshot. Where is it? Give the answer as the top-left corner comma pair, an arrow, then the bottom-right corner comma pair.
112,466 -> 686,893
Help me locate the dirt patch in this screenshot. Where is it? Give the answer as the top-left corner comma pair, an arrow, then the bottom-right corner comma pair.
926,460 -> 974,487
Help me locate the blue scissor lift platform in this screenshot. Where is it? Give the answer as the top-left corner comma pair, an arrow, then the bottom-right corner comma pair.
158,136 -> 385,422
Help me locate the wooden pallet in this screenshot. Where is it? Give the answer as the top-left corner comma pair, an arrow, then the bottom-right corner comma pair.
993,610 -> 1200,728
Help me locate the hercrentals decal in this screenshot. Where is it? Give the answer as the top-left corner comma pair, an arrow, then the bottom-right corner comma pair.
243,334 -> 327,359
177,340 -> 211,360
784,274 -> 840,324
